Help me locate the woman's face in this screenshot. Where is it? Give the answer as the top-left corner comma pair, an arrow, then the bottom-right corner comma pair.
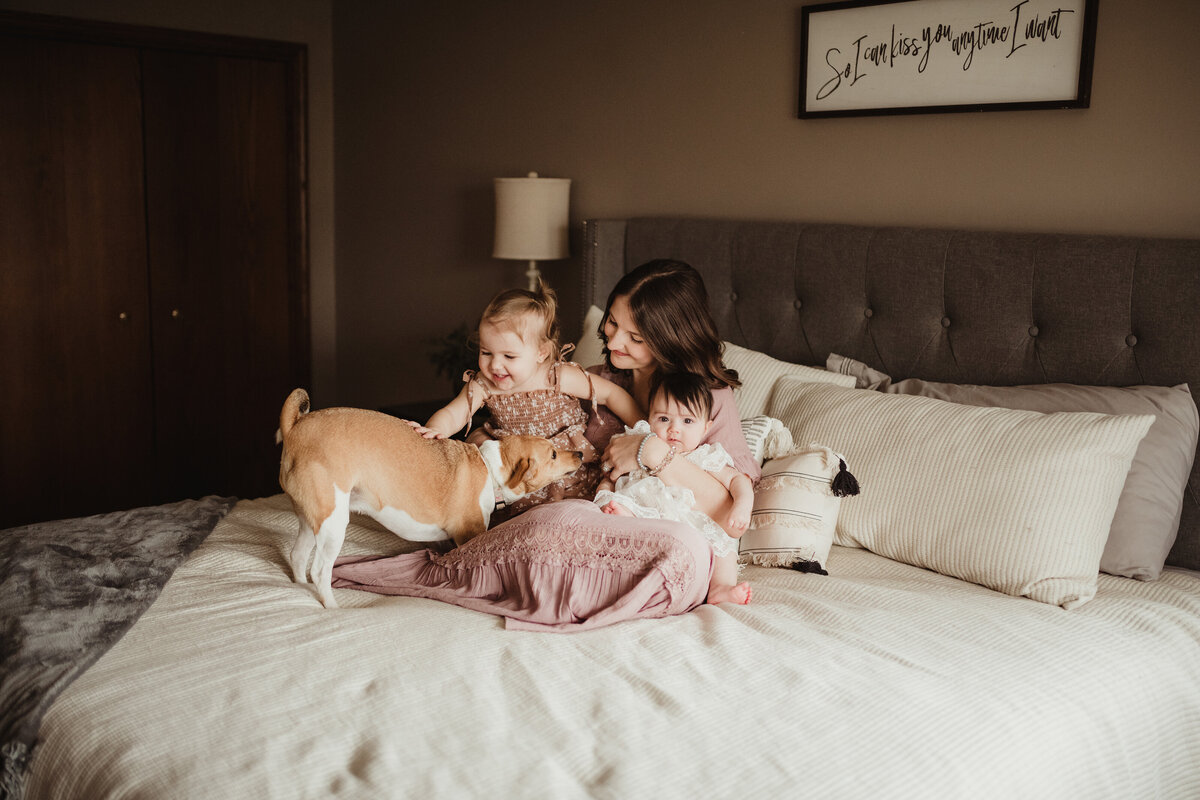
603,295 -> 655,372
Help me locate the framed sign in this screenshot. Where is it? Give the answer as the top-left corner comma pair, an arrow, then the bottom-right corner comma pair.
799,0 -> 1098,118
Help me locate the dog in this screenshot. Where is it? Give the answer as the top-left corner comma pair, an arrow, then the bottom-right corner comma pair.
277,388 -> 583,607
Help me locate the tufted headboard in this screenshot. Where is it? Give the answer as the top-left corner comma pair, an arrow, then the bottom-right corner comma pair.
581,217 -> 1200,569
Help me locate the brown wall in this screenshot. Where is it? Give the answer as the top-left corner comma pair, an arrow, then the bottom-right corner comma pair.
334,0 -> 1200,410
7,1 -> 1199,414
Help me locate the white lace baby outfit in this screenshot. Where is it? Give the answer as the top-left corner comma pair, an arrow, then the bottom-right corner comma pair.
593,420 -> 739,558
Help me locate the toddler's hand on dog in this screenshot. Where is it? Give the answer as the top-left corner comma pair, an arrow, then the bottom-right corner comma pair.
404,419 -> 445,439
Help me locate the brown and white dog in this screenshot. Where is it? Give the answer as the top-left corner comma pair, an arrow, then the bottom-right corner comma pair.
277,388 -> 583,607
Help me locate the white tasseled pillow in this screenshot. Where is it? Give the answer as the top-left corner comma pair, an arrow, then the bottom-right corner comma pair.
740,443 -> 855,572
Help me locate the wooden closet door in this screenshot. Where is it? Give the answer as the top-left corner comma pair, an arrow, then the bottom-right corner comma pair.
141,49 -> 300,503
0,34 -> 155,527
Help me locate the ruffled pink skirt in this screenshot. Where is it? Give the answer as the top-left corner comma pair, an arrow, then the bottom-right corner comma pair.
332,500 -> 712,631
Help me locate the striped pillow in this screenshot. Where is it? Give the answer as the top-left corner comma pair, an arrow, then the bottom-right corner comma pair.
740,415 -> 794,466
722,342 -> 854,419
767,379 -> 1154,609
740,444 -> 845,571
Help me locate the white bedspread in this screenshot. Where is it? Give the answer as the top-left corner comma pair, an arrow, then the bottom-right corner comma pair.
26,495 -> 1200,799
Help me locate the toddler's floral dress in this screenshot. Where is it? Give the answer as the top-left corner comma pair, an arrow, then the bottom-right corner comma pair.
466,346 -> 602,524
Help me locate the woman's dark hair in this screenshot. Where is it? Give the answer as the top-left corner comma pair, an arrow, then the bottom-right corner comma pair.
648,371 -> 714,421
599,259 -> 740,389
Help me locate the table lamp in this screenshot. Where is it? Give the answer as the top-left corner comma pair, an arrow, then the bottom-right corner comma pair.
492,172 -> 571,291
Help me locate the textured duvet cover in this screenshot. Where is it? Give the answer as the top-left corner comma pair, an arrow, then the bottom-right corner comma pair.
23,495 -> 1200,799
0,497 -> 235,800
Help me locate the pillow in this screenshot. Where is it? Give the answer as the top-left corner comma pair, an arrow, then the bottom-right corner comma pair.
571,305 -> 607,367
826,352 -> 892,390
722,342 -> 854,419
824,353 -> 1199,581
886,379 -> 1199,581
739,443 -> 855,572
767,379 -> 1154,609
740,416 -> 794,466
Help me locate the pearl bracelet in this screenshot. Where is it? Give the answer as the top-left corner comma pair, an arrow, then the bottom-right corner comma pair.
646,443 -> 677,477
635,433 -> 657,472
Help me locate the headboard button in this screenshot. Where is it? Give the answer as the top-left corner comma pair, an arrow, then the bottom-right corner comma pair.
1126,334 -> 1138,347
941,316 -> 951,328
793,299 -> 802,310
1028,325 -> 1039,337
729,291 -> 738,302
864,308 -> 874,319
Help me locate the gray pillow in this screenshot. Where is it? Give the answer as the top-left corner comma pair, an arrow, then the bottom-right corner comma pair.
826,352 -> 891,390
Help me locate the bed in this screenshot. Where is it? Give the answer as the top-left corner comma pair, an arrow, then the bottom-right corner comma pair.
5,217 -> 1200,799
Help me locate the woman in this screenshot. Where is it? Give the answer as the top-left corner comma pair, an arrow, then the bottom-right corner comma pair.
331,260 -> 757,630
586,259 -> 760,518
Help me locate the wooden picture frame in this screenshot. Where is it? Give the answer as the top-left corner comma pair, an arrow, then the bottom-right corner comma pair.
799,0 -> 1098,118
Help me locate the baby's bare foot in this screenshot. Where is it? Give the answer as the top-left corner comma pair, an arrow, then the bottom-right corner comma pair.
602,501 -> 632,517
708,582 -> 752,605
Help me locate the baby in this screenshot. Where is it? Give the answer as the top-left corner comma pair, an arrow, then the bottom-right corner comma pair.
594,371 -> 755,605
416,280 -> 642,520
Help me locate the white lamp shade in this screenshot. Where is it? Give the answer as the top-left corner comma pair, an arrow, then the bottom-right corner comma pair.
492,174 -> 571,261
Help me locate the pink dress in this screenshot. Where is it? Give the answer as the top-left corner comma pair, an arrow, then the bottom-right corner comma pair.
331,366 -> 756,630
333,499 -> 711,632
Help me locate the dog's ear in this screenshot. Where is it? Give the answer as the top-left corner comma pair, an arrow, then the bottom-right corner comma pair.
506,457 -> 533,491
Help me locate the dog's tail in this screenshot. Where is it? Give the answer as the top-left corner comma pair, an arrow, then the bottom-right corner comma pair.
276,388 -> 311,444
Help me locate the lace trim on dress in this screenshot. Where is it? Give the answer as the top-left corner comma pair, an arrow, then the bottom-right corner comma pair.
432,517 -> 696,593
755,472 -> 832,495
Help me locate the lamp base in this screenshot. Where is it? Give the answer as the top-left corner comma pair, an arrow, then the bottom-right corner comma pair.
526,260 -> 542,292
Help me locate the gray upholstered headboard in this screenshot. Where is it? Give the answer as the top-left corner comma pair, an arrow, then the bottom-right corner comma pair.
581,217 -> 1200,569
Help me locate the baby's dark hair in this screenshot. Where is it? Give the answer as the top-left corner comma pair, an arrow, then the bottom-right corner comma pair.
648,371 -> 714,421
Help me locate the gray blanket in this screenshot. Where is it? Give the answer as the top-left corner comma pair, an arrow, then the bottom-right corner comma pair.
0,496 -> 236,800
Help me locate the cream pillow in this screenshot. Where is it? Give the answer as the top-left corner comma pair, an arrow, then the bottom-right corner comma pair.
767,379 -> 1154,609
740,443 -> 853,572
571,305 -> 607,367
824,353 -> 1199,580
886,379 -> 1199,581
722,342 -> 854,419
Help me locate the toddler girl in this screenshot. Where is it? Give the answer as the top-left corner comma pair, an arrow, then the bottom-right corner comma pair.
594,371 -> 755,605
417,280 -> 642,522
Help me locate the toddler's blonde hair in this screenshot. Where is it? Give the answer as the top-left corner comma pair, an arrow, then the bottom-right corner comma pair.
476,278 -> 561,359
